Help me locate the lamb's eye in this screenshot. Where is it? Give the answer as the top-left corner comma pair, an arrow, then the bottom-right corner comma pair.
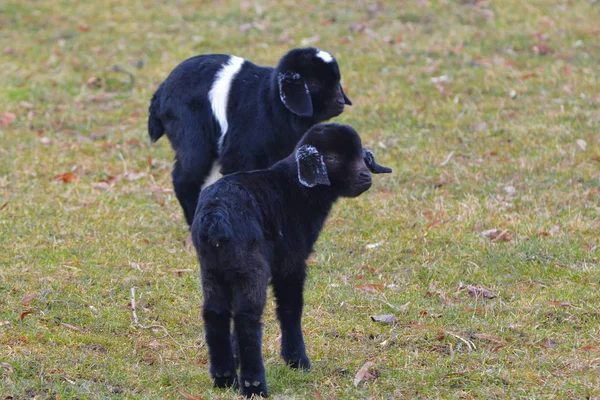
325,155 -> 338,163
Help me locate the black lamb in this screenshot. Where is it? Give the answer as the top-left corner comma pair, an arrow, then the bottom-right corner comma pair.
190,123 -> 392,397
148,47 -> 352,226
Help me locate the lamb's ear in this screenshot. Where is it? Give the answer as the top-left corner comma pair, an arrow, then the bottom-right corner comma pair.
296,145 -> 330,187
278,72 -> 313,117
363,149 -> 392,174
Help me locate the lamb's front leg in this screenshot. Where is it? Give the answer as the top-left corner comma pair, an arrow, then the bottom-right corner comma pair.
201,272 -> 238,388
233,273 -> 269,397
272,269 -> 311,370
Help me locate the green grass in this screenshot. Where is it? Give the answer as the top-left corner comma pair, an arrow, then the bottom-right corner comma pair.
1,0 -> 599,398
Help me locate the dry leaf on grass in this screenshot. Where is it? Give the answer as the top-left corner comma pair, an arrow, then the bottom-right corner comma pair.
370,314 -> 396,324
52,172 -> 79,183
61,323 -> 84,332
474,333 -> 505,344
459,283 -> 497,299
125,171 -> 146,181
22,293 -> 37,305
173,269 -> 194,276
354,283 -> 384,293
579,345 -> 600,353
481,228 -> 512,242
178,391 -> 205,400
20,311 -> 33,321
547,300 -> 572,308
364,241 -> 383,250
92,182 -> 112,190
353,361 -> 377,387
1,112 -> 16,127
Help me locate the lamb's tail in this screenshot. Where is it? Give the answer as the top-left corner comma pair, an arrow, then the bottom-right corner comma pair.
200,210 -> 233,247
148,87 -> 165,142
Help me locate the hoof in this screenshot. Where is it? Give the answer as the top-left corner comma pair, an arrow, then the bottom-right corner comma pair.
240,378 -> 268,398
286,355 -> 311,370
213,370 -> 238,388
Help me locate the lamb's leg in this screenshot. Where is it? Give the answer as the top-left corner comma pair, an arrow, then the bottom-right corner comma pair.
201,272 -> 238,388
232,268 -> 269,398
272,269 -> 311,370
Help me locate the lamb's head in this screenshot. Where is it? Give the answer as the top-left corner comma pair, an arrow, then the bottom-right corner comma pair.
277,48 -> 352,122
294,123 -> 392,198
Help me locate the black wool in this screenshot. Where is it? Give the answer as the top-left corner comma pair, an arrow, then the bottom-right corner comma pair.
190,123 -> 391,398
148,48 -> 352,226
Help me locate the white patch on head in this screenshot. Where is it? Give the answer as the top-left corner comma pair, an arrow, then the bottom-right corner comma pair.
201,161 -> 222,190
208,56 -> 245,152
316,49 -> 334,63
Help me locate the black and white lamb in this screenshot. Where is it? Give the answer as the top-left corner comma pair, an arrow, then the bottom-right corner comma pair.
190,123 -> 392,397
148,47 -> 352,226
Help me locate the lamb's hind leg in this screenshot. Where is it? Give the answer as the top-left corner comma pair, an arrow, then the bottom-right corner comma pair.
169,108 -> 219,227
201,271 -> 238,388
232,259 -> 270,398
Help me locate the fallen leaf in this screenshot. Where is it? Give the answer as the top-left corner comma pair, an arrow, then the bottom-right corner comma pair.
22,293 -> 37,305
353,361 -> 376,387
354,284 -> 384,293
178,391 -> 204,400
78,24 -> 90,32
579,345 -> 600,352
149,185 -> 173,193
370,314 -> 396,324
592,155 -> 600,163
127,138 -> 142,146
125,171 -> 146,181
52,172 -> 79,183
548,300 -> 572,308
576,139 -> 587,151
364,241 -> 383,250
532,43 -> 550,55
87,76 -> 101,87
520,73 -> 538,80
0,202 -> 7,211
20,311 -> 33,320
474,333 -> 505,344
173,269 -> 194,276
143,340 -> 162,348
61,323 -> 84,332
0,321 -> 10,326
1,362 -> 13,373
460,283 -> 497,299
538,338 -> 559,349
359,265 -> 376,274
1,112 -> 16,127
481,228 -> 512,242
349,22 -> 366,33
92,182 -> 111,190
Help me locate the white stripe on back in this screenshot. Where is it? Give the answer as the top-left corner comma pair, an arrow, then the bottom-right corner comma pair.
201,160 -> 222,190
208,56 -> 245,151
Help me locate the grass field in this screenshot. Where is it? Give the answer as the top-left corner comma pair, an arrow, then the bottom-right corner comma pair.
1,0 -> 599,398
